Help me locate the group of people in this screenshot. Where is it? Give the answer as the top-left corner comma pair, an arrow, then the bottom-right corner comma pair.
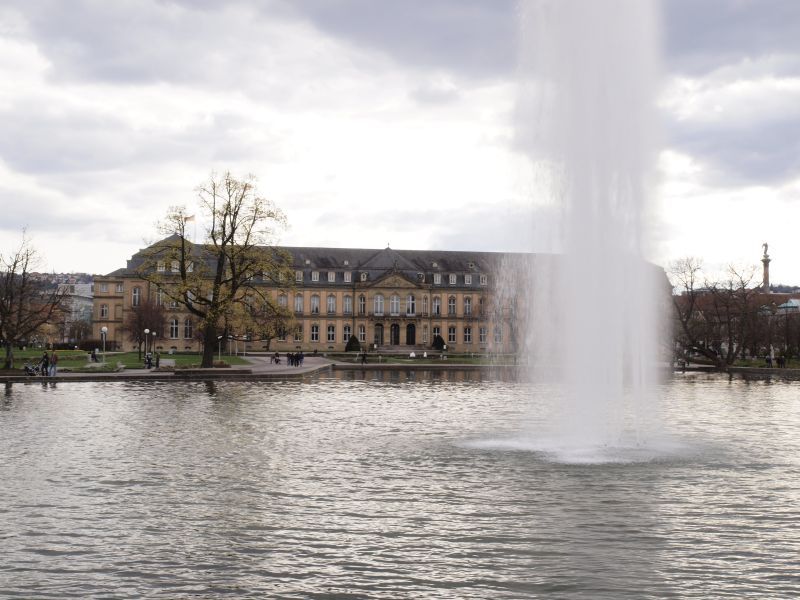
282,351 -> 304,367
39,351 -> 59,376
766,355 -> 789,368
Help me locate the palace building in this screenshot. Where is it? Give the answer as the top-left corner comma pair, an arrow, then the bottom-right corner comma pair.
92,241 -> 521,354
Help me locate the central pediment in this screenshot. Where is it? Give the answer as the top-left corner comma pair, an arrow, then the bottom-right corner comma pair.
369,272 -> 421,289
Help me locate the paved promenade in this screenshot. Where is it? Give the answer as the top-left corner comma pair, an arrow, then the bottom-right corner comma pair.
0,355 -> 335,383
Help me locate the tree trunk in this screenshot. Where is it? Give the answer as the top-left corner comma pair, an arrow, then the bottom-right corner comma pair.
3,342 -> 13,370
201,322 -> 217,368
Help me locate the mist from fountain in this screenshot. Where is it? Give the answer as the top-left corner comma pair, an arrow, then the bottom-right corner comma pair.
509,0 -> 664,460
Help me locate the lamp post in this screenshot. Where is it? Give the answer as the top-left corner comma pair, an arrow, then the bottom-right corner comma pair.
144,328 -> 150,358
100,326 -> 108,363
151,330 -> 156,354
218,335 -> 223,360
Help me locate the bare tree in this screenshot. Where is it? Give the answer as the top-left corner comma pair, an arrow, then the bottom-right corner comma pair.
0,233 -> 67,369
120,298 -> 167,360
139,172 -> 293,367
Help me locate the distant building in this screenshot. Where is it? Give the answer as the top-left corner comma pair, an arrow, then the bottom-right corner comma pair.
93,240 -> 521,354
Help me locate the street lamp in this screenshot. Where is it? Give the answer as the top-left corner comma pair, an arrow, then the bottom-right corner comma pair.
144,328 -> 150,357
100,326 -> 108,363
152,331 -> 156,355
218,335 -> 223,360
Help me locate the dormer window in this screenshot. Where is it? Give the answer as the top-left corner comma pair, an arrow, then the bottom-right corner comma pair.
344,260 -> 350,266
312,271 -> 319,282
449,274 -> 456,285
157,261 -> 165,272
344,272 -> 352,283
305,259 -> 311,265
328,272 -> 336,283
480,274 -> 487,286
361,272 -> 368,282
171,260 -> 179,273
464,274 -> 472,285
295,270 -> 303,283
434,273 -> 441,285
432,262 -> 438,268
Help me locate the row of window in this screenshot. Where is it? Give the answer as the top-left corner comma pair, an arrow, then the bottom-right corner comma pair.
280,323 -> 503,344
97,282 -> 125,294
299,271 -> 488,286
279,293 -> 483,316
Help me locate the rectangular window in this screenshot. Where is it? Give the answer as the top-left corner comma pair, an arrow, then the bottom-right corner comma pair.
327,295 -> 336,314
464,274 -> 472,285
187,262 -> 194,273
116,283 -> 124,293
480,327 -> 487,344
184,319 -> 193,339
448,326 -> 456,344
157,261 -> 165,272
170,319 -> 179,339
327,325 -> 336,342
312,271 -> 319,282
494,327 -> 503,343
277,327 -> 286,342
344,272 -> 352,283
464,327 -> 472,344
434,273 -> 441,285
433,326 -> 441,340
464,297 -> 472,316
100,304 -> 108,318
344,296 -> 353,315
423,325 -> 428,344
311,295 -> 320,314
311,325 -> 319,342
296,270 -> 303,283
449,274 -> 456,285
294,325 -> 303,342
480,274 -> 487,286
358,325 -> 366,343
328,271 -> 336,283
171,260 -> 179,273
98,283 -> 108,293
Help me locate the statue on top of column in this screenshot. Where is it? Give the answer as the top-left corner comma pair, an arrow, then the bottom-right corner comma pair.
763,242 -> 769,258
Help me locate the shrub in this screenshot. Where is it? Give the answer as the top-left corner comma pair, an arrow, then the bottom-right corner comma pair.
345,335 -> 361,352
432,335 -> 445,350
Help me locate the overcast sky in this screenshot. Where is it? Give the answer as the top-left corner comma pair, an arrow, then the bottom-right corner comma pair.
1,0 -> 799,283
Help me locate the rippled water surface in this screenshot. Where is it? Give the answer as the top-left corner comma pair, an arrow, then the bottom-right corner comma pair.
2,372 -> 800,598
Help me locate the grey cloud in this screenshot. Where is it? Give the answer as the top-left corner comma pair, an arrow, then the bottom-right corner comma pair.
278,0 -> 516,80
667,116 -> 800,185
662,0 -> 800,76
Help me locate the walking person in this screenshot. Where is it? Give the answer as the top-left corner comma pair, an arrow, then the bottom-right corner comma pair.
49,351 -> 58,377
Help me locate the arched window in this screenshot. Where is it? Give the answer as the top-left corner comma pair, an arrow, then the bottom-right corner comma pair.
132,287 -> 141,307
406,295 -> 416,315
448,296 -> 456,315
390,295 -> 400,316
327,324 -> 336,342
343,324 -> 352,341
464,296 -> 472,316
343,295 -> 353,315
184,318 -> 193,339
358,295 -> 366,315
327,294 -> 336,314
294,293 -> 304,313
311,294 -> 320,314
169,318 -> 179,339
433,296 -> 441,315
374,294 -> 384,315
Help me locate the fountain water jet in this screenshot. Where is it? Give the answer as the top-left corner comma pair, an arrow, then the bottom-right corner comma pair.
509,0 -> 664,459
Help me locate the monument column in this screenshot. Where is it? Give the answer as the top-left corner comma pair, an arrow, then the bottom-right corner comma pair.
762,243 -> 771,292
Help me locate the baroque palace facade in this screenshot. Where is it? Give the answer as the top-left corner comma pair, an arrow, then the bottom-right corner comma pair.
92,242 -> 518,354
